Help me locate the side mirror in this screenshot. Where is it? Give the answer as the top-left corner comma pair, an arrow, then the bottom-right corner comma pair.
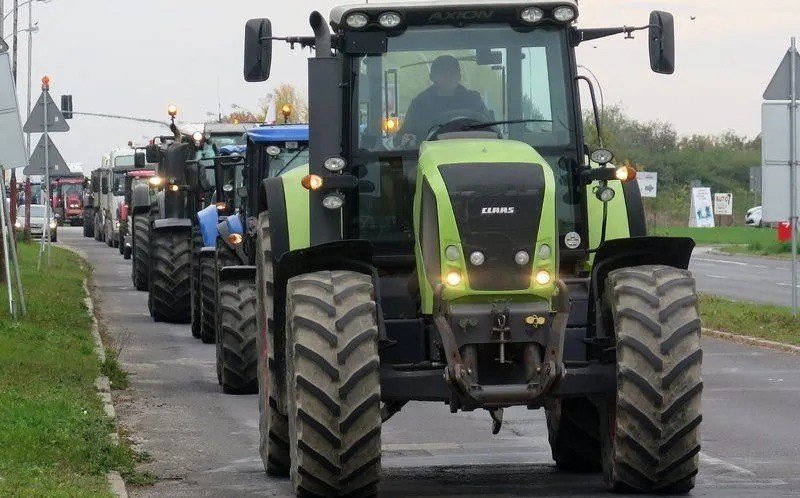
134,150 -> 146,168
244,18 -> 273,82
145,144 -> 160,164
649,11 -> 675,74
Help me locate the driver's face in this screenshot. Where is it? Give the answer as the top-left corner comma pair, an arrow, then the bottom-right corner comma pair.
431,69 -> 461,92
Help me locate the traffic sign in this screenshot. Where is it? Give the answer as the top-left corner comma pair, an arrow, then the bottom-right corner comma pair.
24,135 -> 68,176
764,48 -> 800,101
0,53 -> 28,170
637,171 -> 658,198
23,91 -> 70,133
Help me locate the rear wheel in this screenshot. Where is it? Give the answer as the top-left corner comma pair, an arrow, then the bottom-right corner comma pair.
602,265 -> 702,493
148,229 -> 192,323
132,214 -> 150,292
214,242 -> 242,383
94,213 -> 102,241
190,229 -> 203,339
199,256 -> 216,344
546,398 -> 602,472
285,270 -> 382,496
217,276 -> 258,394
255,212 -> 290,476
83,213 -> 94,238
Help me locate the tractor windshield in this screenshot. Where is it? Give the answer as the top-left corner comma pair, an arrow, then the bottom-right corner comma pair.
350,24 -> 579,254
269,144 -> 309,177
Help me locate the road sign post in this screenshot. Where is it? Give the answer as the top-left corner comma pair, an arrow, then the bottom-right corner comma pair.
762,38 -> 800,314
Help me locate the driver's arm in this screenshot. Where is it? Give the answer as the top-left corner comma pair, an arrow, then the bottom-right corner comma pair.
395,95 -> 423,146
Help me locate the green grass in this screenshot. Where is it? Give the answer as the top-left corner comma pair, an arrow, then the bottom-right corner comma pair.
653,226 -> 777,245
0,242 -> 145,496
700,294 -> 800,345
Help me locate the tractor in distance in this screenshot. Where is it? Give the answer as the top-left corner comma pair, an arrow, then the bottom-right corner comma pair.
210,124 -> 309,394
97,146 -> 138,248
145,107 -> 252,324
50,172 -> 86,226
244,2 -> 700,496
120,151 -> 156,260
84,170 -> 101,238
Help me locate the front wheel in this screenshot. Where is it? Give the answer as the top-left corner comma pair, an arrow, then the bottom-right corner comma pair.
132,215 -> 150,292
217,277 -> 258,394
148,229 -> 192,323
285,270 -> 382,496
602,265 -> 702,493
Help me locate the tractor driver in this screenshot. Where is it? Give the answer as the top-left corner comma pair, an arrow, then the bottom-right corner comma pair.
397,55 -> 490,148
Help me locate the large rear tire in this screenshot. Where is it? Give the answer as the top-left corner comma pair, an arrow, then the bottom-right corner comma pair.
148,229 -> 192,323
214,242 -> 242,383
94,213 -> 102,241
217,276 -> 258,394
83,213 -> 94,238
132,214 -> 150,292
285,270 -> 382,496
546,398 -> 602,472
602,265 -> 702,493
190,229 -> 203,339
199,256 -> 216,344
255,212 -> 290,476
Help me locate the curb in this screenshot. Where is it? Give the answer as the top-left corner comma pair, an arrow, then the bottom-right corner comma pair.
703,327 -> 800,355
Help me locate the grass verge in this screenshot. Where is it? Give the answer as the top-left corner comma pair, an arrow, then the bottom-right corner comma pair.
0,242 -> 148,496
653,226 -> 777,246
700,294 -> 800,345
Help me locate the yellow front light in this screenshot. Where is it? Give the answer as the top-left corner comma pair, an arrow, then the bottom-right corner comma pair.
170,184 -> 180,192
227,233 -> 243,245
215,202 -> 226,210
445,271 -> 462,287
615,166 -> 637,183
149,177 -> 163,187
535,270 -> 552,286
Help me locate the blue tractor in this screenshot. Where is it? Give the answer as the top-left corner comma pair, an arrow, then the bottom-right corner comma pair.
203,125 -> 309,393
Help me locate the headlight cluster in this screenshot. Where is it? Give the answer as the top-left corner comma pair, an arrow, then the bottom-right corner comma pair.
520,5 -> 576,24
345,11 -> 402,30
49,221 -> 57,230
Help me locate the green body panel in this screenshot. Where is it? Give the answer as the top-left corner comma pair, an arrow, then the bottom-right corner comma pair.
280,164 -> 311,250
413,139 -> 559,315
585,162 -> 632,268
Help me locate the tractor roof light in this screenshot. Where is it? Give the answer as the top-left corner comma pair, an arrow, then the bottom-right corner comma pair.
615,166 -> 637,183
266,145 -> 281,156
520,7 -> 544,24
324,157 -> 346,172
378,11 -> 402,29
167,104 -> 178,117
192,131 -> 204,145
553,6 -> 576,22
345,12 -> 369,29
301,174 -> 324,191
227,233 -> 243,246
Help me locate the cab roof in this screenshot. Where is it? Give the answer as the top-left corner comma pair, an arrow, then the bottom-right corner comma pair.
247,124 -> 310,144
330,0 -> 578,28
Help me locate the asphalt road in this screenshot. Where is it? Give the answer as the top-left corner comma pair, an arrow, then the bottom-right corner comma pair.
690,247 -> 799,306
60,227 -> 800,497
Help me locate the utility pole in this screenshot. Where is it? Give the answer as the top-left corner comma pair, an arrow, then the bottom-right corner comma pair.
24,0 -> 32,242
9,0 -> 19,231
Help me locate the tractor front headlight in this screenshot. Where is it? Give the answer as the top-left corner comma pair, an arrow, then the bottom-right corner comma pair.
378,11 -> 402,29
469,251 -> 485,266
49,221 -> 57,230
227,233 -> 243,246
538,244 -> 552,260
266,145 -> 281,157
445,271 -> 462,287
535,270 -> 552,286
445,245 -> 460,261
596,185 -> 616,203
322,193 -> 344,210
345,12 -> 369,29
514,251 -> 530,266
149,177 -> 163,187
324,157 -> 346,172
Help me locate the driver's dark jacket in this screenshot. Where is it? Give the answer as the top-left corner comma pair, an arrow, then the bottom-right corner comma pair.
400,84 -> 489,141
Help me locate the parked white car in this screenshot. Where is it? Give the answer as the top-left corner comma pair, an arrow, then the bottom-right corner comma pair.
745,206 -> 763,227
15,204 -> 57,242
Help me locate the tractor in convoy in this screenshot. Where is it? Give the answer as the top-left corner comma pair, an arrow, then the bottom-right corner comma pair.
50,172 -> 86,226
203,124 -> 309,394
84,170 -> 101,238
96,147 -> 138,247
143,109 -> 251,324
120,159 -> 156,260
244,2 -> 700,496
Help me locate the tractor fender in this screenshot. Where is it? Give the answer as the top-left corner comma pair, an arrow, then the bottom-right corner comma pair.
219,265 -> 256,283
588,236 -> 695,339
197,204 -> 219,248
152,218 -> 193,231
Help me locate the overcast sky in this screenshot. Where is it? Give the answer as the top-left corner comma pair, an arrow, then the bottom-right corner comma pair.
3,0 -> 799,172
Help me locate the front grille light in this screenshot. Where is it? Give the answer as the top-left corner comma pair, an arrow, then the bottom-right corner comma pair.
514,250 -> 530,266
445,245 -> 460,261
469,251 -> 485,266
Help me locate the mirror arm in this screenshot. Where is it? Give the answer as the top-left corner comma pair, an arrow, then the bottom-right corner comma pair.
270,35 -> 316,50
575,76 -> 603,149
577,24 -> 656,43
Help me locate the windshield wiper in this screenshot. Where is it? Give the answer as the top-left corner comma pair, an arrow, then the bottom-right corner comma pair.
462,118 -> 553,130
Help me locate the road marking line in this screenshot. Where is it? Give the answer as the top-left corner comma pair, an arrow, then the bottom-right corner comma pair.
383,442 -> 461,451
705,274 -> 727,279
694,257 -> 749,266
699,451 -> 755,476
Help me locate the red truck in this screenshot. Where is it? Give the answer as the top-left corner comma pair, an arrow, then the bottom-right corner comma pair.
51,173 -> 87,226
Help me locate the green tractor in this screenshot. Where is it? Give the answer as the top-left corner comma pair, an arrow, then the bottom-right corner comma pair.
245,2 -> 701,495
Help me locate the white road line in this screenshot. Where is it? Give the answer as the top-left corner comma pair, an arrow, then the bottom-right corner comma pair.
777,283 -> 800,288
699,451 -> 755,477
705,274 -> 727,279
694,258 -> 749,267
